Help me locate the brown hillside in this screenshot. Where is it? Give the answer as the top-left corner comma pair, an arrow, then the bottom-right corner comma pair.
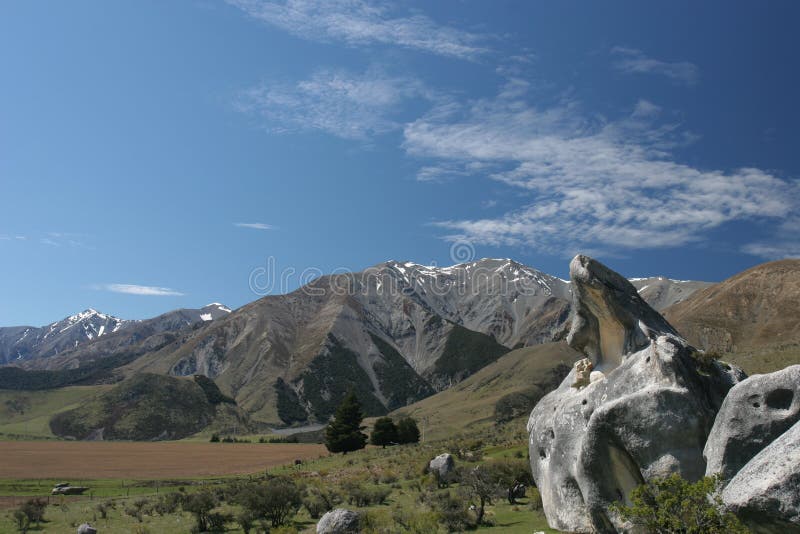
663,259 -> 800,373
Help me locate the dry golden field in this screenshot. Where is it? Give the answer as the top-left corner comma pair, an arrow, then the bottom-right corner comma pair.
0,441 -> 327,479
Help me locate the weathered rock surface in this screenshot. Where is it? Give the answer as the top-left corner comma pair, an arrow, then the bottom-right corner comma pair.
316,509 -> 360,534
77,524 -> 98,534
528,255 -> 744,533
428,453 -> 455,479
567,255 -> 680,372
721,419 -> 800,532
705,365 -> 800,481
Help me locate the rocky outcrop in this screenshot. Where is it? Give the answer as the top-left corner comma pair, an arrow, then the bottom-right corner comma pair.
429,453 -> 456,479
567,255 -> 680,372
705,365 -> 800,481
316,509 -> 360,534
528,255 -> 744,533
721,419 -> 800,531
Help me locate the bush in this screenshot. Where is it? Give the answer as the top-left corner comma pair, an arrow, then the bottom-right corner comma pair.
370,417 -> 399,448
302,484 -> 342,519
182,490 -> 218,532
427,489 -> 473,532
206,511 -> 233,532
342,482 -> 392,507
396,417 -> 421,444
235,476 -> 302,527
610,474 -> 748,533
18,498 -> 46,527
527,487 -> 542,510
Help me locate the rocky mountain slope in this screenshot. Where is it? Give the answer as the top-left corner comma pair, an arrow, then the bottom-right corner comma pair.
391,342 -> 581,442
0,309 -> 129,364
0,259 -> 713,428
663,259 -> 800,374
629,277 -> 714,311
7,303 -> 232,370
49,373 -> 249,441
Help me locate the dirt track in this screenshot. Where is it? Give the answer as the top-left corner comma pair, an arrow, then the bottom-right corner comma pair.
0,441 -> 328,479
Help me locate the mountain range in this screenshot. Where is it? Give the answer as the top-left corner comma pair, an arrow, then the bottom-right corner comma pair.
0,258 -> 717,429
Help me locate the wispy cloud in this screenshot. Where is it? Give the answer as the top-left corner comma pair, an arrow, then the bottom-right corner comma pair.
404,79 -> 796,256
234,222 -> 275,230
227,0 -> 488,60
742,216 -> 800,259
95,284 -> 185,296
611,46 -> 699,85
236,68 -> 434,139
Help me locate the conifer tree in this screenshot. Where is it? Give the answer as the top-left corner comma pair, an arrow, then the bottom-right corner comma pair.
324,390 -> 367,454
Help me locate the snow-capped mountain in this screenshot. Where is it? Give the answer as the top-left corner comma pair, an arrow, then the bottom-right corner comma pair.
0,309 -> 130,364
0,304 -> 232,365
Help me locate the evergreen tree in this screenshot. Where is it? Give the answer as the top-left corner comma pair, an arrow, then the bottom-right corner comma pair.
324,390 -> 367,454
396,417 -> 421,444
370,417 -> 398,448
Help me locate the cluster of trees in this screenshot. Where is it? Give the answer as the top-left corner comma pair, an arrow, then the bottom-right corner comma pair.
324,391 -> 420,453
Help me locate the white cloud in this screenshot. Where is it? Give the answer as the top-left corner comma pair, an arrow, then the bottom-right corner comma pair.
227,0 -> 488,60
742,216 -> 800,259
236,68 -> 434,139
404,80 -> 796,256
96,284 -> 185,296
611,46 -> 699,85
234,222 -> 275,230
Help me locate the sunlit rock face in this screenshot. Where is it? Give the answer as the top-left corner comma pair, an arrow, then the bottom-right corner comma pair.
528,255 -> 744,533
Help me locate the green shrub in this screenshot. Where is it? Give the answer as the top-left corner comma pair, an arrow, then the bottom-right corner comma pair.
610,474 -> 748,533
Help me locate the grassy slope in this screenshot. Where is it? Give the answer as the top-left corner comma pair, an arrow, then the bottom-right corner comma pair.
0,386 -> 109,440
391,342 -> 580,442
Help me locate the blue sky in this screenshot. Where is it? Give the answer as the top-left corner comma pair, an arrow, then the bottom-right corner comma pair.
1,0 -> 798,326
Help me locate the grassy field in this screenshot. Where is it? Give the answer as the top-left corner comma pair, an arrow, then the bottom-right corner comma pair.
0,421 -> 561,533
391,342 -> 579,442
0,386 -> 109,440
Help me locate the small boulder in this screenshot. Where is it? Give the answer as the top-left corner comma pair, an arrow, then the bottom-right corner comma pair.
721,419 -> 800,532
77,524 -> 98,534
705,364 -> 800,481
317,509 -> 360,534
428,453 -> 455,479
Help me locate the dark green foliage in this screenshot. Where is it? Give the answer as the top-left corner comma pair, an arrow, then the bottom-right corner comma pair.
0,352 -> 137,390
432,324 -> 510,385
49,373 -> 216,440
182,490 -> 218,533
461,464 -> 502,525
370,417 -> 399,448
209,433 -> 220,442
342,482 -> 392,506
234,476 -> 302,527
610,474 -> 749,533
426,489 -> 474,531
274,377 -> 308,424
369,334 -> 434,410
303,485 -> 342,519
324,390 -> 368,454
299,335 -> 386,421
17,498 -> 46,529
396,417 -> 421,444
192,375 -> 235,405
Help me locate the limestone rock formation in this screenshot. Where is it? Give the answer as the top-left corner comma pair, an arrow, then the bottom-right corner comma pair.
528,255 -> 744,533
316,509 -> 360,534
428,453 -> 456,479
721,419 -> 800,531
705,365 -> 800,481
